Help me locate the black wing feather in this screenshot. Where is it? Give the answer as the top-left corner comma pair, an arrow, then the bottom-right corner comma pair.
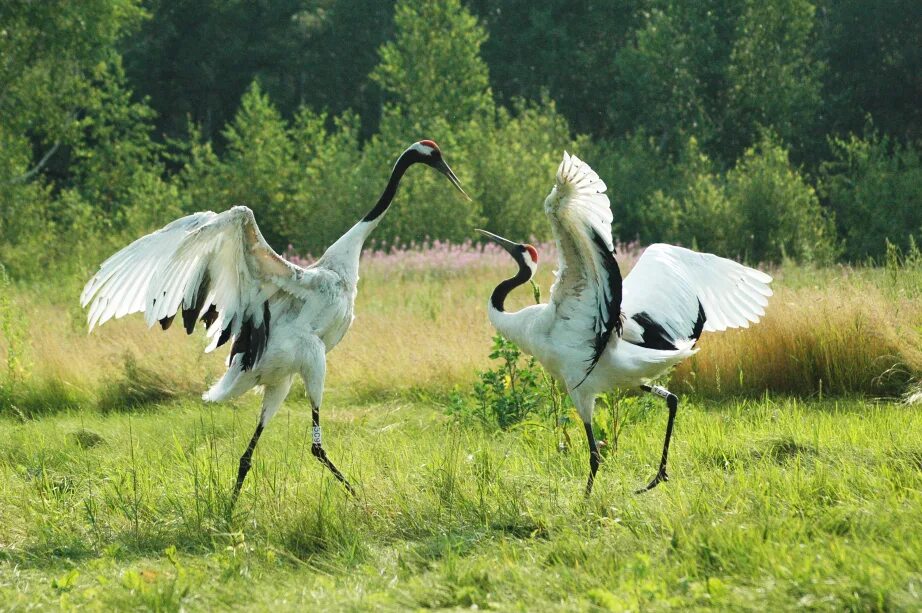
574,228 -> 624,388
627,300 -> 707,351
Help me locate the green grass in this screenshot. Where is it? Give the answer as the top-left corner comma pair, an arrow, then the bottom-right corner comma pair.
1,394 -> 920,610
2,263 -> 921,609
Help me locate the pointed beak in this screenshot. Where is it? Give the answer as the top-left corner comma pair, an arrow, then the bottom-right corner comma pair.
434,158 -> 471,201
476,228 -> 520,255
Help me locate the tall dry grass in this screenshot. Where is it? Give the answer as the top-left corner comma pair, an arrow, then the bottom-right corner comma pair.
1,254 -> 920,416
675,281 -> 922,397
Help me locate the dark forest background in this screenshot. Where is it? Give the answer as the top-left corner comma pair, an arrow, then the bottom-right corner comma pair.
2,0 -> 921,279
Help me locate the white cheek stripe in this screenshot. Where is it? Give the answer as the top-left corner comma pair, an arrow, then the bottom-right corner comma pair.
312,426 -> 322,446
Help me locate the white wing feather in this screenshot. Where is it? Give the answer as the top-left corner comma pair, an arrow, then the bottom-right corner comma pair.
545,152 -> 621,378
622,244 -> 773,343
81,206 -> 309,354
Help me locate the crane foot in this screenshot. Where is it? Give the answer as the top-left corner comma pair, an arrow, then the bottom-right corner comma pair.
635,468 -> 669,494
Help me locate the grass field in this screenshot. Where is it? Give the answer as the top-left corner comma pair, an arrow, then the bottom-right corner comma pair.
1,252 -> 922,610
1,395 -> 921,610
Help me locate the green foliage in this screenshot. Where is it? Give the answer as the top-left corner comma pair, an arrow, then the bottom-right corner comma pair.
469,100 -> 587,242
588,133 -> 679,244
123,0 -> 396,143
646,137 -> 741,255
611,2 -> 734,157
725,0 -> 823,157
363,0 -> 492,247
815,0 -> 922,144
725,132 -> 837,263
0,1 -> 151,279
372,0 -> 493,126
448,335 -> 542,430
2,0 -> 922,281
620,133 -> 836,264
0,0 -> 146,149
181,81 -> 297,250
820,132 -> 922,261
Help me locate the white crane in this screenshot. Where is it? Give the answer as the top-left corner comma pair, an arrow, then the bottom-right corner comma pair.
81,140 -> 468,502
477,152 -> 772,494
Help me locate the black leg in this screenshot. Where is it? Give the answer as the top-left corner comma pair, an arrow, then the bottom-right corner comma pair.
231,422 -> 264,505
311,406 -> 355,495
584,421 -> 602,495
636,384 -> 679,493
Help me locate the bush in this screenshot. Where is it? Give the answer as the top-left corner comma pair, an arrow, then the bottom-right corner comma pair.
637,134 -> 835,264
646,137 -> 742,256
587,132 -> 678,244
448,335 -> 543,430
179,81 -> 297,251
469,99 -> 586,242
725,132 -> 837,263
820,132 -> 922,262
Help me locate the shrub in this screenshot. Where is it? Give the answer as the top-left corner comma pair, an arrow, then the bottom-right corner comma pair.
180,81 -> 297,251
646,137 -> 742,256
725,132 -> 837,263
820,132 -> 922,262
469,99 -> 586,242
448,335 -> 543,430
587,132 -> 678,244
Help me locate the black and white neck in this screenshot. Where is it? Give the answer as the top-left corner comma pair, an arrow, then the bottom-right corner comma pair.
490,264 -> 534,312
361,143 -> 431,224
321,141 -> 439,271
490,249 -> 538,312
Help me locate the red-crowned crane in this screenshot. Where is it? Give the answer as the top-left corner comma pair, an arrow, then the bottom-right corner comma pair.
81,140 -> 468,502
477,152 -> 772,494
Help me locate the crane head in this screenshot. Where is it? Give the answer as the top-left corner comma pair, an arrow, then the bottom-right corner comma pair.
407,140 -> 471,200
476,229 -> 538,278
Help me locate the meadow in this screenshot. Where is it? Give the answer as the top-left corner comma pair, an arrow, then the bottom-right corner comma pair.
1,244 -> 921,610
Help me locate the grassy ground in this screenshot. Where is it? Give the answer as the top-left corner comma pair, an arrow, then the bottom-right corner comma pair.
1,258 -> 921,609
1,394 -> 921,610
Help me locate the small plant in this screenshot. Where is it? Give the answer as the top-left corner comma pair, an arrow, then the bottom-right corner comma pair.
447,334 -> 542,429
116,545 -> 190,611
593,390 -> 655,458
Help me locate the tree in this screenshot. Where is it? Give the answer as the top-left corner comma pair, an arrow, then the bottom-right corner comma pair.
468,0 -> 640,138
821,132 -> 922,261
360,0 -> 492,246
0,0 -> 145,181
123,0 -> 397,144
180,82 -> 297,251
726,132 -> 837,263
726,0 -> 824,161
610,0 -> 743,160
372,0 -> 494,127
815,0 -> 922,144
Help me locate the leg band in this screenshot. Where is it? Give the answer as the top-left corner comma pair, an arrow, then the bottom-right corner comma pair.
312,425 -> 322,446
649,385 -> 671,399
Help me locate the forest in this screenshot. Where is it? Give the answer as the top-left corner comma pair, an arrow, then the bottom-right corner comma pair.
2,0 -> 921,280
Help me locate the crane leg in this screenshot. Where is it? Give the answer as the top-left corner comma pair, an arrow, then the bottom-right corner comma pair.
231,378 -> 292,505
301,342 -> 354,495
636,384 -> 679,493
232,422 -> 263,504
310,406 -> 355,495
584,420 -> 602,495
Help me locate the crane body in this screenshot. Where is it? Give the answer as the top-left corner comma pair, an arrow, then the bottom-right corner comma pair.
81,140 -> 467,501
479,152 -> 772,494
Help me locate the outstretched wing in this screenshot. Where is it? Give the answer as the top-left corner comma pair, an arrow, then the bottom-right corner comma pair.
81,206 -> 323,370
545,152 -> 622,383
621,244 -> 773,350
